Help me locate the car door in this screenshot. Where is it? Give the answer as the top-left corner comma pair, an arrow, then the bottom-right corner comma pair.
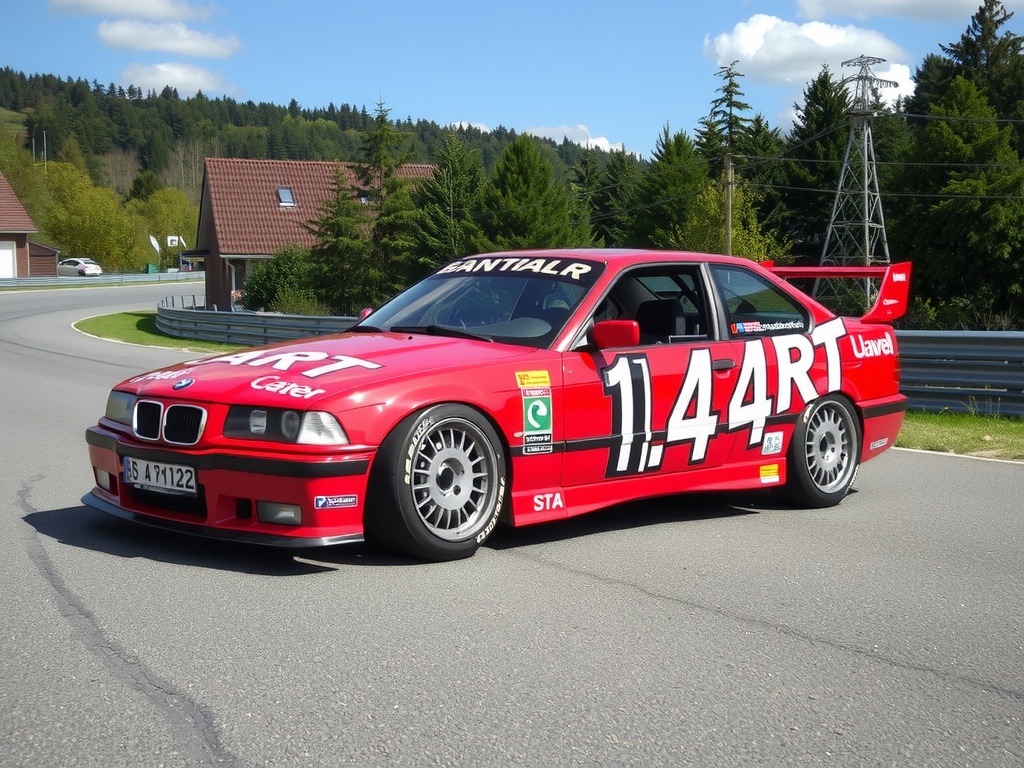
706,262 -> 846,465
559,263 -> 742,490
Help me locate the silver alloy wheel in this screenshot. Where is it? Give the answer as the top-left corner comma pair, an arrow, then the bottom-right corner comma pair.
408,416 -> 499,542
802,400 -> 855,494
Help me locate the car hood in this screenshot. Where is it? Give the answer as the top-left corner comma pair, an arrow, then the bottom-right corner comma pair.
119,332 -> 538,406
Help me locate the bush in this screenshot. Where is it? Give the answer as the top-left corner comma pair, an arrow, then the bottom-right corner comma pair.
269,287 -> 331,316
241,245 -> 317,311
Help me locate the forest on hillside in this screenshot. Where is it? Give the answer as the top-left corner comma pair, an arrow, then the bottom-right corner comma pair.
1,0 -> 1022,328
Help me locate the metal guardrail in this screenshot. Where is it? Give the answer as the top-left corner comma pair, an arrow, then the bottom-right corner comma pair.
155,303 -> 1024,416
898,330 -> 1024,416
0,271 -> 205,288
156,301 -> 357,346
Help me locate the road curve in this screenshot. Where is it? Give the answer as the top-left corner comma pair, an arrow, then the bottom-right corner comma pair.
1,286 -> 1022,767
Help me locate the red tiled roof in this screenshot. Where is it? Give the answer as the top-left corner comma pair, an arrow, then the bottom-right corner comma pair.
204,158 -> 433,257
0,172 -> 37,233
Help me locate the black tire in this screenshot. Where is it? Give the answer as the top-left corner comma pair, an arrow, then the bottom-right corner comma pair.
366,404 -> 507,561
780,395 -> 860,508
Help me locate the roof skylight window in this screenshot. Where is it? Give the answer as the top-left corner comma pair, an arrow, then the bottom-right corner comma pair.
277,186 -> 295,207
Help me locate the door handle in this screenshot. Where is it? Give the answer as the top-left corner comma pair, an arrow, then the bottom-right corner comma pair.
712,359 -> 737,371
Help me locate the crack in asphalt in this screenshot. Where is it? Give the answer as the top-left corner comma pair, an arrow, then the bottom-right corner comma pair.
514,548 -> 1024,704
17,478 -> 245,767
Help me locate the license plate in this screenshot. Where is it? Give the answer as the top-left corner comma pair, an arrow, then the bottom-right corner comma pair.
123,457 -> 197,496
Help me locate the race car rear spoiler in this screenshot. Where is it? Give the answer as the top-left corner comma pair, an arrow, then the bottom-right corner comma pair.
765,262 -> 912,324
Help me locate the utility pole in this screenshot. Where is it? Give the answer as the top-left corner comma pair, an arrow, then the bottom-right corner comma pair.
816,55 -> 897,309
724,153 -> 733,256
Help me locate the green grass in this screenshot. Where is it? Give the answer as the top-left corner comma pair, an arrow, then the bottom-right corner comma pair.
0,107 -> 26,138
898,411 -> 1024,461
75,310 -> 243,353
75,311 -> 1024,461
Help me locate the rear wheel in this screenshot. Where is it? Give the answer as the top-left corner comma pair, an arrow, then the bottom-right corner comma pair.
366,404 -> 507,561
780,395 -> 860,508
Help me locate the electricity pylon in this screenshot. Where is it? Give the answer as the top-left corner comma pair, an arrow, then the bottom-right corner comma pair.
816,55 -> 898,311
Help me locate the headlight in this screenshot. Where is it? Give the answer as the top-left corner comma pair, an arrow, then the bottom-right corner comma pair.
225,407 -> 349,445
105,391 -> 135,425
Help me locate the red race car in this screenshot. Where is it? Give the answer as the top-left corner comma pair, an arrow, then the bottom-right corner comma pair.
84,249 -> 911,561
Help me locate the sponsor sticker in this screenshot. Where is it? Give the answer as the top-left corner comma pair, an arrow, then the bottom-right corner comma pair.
130,367 -> 194,384
851,332 -> 895,359
314,495 -> 358,509
869,437 -> 889,451
438,257 -> 593,281
516,370 -> 551,388
533,492 -> 565,512
518,374 -> 553,454
731,320 -> 805,335
251,375 -> 326,399
762,431 -> 784,456
759,464 -> 781,484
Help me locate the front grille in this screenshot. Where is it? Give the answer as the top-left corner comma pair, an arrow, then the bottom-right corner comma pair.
131,485 -> 208,517
164,405 -> 206,445
135,401 -> 162,439
133,401 -> 206,445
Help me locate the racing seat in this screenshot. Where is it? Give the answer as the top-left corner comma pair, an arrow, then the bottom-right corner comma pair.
634,299 -> 687,344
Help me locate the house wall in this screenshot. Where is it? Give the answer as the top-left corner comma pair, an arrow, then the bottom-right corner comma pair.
30,253 -> 58,276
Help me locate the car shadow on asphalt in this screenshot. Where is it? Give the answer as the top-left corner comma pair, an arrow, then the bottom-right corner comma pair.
25,490 -> 786,573
23,505 -> 412,574
484,491 -> 770,552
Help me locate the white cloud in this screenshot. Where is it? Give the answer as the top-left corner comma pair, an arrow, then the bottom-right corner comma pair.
797,0 -> 1024,21
704,14 -> 907,86
120,62 -> 237,96
526,123 -> 625,153
873,62 -> 915,104
99,20 -> 240,57
49,0 -> 212,20
452,120 -> 491,133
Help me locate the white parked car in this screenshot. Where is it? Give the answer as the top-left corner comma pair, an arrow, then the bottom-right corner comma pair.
58,258 -> 103,277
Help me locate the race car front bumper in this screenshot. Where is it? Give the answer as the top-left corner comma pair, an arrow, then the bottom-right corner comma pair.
85,425 -> 374,547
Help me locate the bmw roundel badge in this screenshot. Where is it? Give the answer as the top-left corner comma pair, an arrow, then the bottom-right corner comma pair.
173,377 -> 195,390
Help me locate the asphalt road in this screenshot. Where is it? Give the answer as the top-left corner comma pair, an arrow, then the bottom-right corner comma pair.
2,285 -> 1022,767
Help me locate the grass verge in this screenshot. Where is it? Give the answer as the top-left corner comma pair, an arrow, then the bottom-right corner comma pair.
75,311 -> 1023,461
898,411 -> 1024,461
75,310 -> 243,353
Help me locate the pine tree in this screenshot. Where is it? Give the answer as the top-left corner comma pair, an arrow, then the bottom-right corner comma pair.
304,169 -> 375,315
475,135 -> 593,251
891,76 -> 1024,324
779,66 -> 851,260
592,149 -> 643,247
631,126 -> 708,248
410,130 -> 485,272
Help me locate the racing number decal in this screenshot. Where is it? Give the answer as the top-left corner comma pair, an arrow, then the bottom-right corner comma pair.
604,355 -> 660,476
604,349 -> 717,476
666,348 -> 716,463
601,318 -> 848,478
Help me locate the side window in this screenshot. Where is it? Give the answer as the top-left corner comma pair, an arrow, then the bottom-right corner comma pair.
711,265 -> 809,338
589,265 -> 711,346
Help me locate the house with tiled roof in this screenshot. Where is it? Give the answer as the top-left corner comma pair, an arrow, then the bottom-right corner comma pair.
193,158 -> 433,311
0,171 -> 41,278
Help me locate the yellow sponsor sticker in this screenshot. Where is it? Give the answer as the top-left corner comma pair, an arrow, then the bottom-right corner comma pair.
759,464 -> 780,484
516,370 -> 551,388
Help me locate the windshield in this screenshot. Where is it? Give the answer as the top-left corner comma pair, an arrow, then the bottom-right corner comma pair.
353,255 -> 604,348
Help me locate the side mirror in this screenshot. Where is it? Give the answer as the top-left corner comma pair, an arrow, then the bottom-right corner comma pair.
358,307 -> 374,320
592,320 -> 639,349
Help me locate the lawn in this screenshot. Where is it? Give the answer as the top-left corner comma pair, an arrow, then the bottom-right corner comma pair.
74,310 -> 243,353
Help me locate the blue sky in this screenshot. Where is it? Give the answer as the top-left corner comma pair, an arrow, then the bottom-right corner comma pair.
6,0 -> 1024,158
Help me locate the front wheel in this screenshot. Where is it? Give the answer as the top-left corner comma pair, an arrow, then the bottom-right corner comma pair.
780,395 -> 860,508
366,404 -> 507,561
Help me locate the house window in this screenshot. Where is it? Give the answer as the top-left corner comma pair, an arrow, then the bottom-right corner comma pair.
277,187 -> 295,207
